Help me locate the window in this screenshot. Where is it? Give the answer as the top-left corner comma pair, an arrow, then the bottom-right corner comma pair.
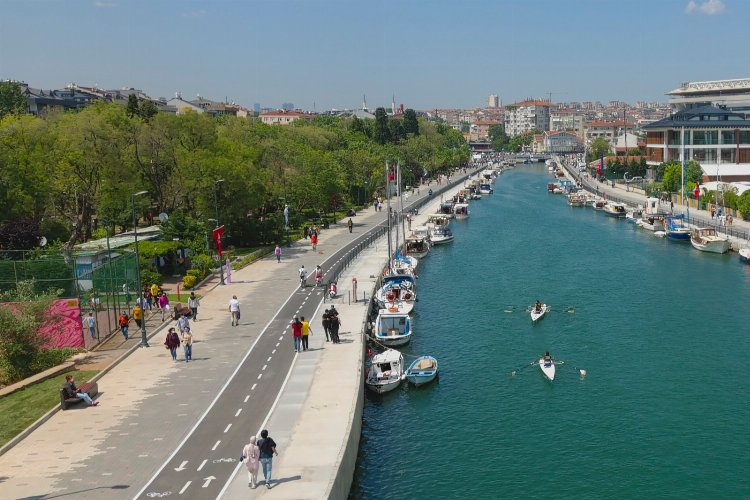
739,131 -> 750,144
721,131 -> 735,144
692,131 -> 717,145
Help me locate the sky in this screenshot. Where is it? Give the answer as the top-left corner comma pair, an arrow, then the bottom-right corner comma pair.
0,0 -> 747,111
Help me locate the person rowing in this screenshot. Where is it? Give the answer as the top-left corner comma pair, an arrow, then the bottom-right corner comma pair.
543,351 -> 552,367
534,299 -> 542,313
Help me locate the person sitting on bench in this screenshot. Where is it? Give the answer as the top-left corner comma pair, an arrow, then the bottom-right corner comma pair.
63,375 -> 98,406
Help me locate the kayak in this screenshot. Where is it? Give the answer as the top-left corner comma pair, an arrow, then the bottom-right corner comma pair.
530,304 -> 548,322
539,357 -> 556,381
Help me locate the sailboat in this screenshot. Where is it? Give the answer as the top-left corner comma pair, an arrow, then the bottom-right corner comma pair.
691,158 -> 730,254
666,128 -> 692,241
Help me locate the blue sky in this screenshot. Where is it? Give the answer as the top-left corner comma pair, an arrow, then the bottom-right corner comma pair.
0,0 -> 746,110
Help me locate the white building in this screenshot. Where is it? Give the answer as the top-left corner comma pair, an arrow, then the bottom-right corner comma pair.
504,100 -> 551,137
488,94 -> 499,108
667,77 -> 750,115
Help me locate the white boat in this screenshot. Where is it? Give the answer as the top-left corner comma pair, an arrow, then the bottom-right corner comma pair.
635,216 -> 664,232
429,225 -> 454,245
405,235 -> 430,259
405,355 -> 439,386
690,227 -> 731,254
739,248 -> 750,263
453,203 -> 470,219
591,199 -> 606,210
373,308 -> 412,347
539,357 -> 556,381
530,304 -> 549,322
427,214 -> 452,226
470,192 -> 482,200
479,182 -> 493,194
376,275 -> 416,312
567,193 -> 586,207
365,349 -> 405,393
603,202 -> 627,218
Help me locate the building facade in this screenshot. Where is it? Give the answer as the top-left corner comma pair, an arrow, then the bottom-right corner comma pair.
488,94 -> 499,108
584,120 -> 629,145
544,131 -> 581,153
550,110 -> 586,138
666,77 -> 750,115
259,110 -> 317,125
504,100 -> 551,137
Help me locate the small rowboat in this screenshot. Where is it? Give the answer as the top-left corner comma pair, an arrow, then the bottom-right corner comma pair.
539,357 -> 555,381
405,355 -> 439,386
530,304 -> 549,322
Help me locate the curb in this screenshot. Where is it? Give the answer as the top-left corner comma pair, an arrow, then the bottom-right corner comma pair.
0,362 -> 76,399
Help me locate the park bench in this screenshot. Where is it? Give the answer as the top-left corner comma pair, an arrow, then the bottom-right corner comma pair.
60,381 -> 99,410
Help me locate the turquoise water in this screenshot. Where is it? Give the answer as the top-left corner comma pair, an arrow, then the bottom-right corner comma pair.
351,165 -> 750,499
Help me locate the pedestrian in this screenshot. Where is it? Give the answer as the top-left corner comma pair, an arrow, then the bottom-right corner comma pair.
329,306 -> 341,343
188,292 -> 199,321
348,218 -> 353,233
274,245 -> 282,263
301,315 -> 312,351
144,288 -> 153,310
257,429 -> 278,489
229,295 -> 240,326
158,292 -> 170,321
728,214 -> 733,225
133,303 -> 143,329
118,312 -> 129,340
311,232 -> 318,251
291,316 -> 302,352
150,283 -> 159,301
164,327 -> 180,361
177,312 -> 190,334
242,435 -> 260,488
182,326 -> 193,362
711,207 -> 715,219
303,225 -> 309,239
670,200 -> 674,213
322,309 -> 331,342
85,312 -> 96,339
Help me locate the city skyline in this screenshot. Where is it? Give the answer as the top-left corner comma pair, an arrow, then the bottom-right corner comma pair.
0,0 -> 746,111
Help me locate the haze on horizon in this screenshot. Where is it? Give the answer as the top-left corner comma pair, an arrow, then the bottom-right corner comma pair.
0,0 -> 745,111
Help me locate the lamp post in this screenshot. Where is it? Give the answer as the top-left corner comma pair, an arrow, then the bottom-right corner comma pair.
131,190 -> 149,348
213,179 -> 225,285
101,219 -> 114,337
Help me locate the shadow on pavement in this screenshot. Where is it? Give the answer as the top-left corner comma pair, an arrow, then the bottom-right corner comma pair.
19,483 -> 129,499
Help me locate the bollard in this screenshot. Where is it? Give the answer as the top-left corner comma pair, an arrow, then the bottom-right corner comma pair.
352,277 -> 358,302
177,283 -> 181,301
348,290 -> 351,305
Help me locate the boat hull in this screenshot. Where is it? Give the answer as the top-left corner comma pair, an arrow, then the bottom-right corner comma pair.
539,359 -> 556,381
665,230 -> 691,241
739,248 -> 750,263
530,305 -> 548,322
691,239 -> 730,254
374,333 -> 411,347
406,356 -> 439,386
366,379 -> 401,393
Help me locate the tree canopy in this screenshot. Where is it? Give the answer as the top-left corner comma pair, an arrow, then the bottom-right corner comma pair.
0,82 -> 26,119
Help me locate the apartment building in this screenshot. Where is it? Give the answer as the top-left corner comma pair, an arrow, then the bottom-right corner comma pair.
504,100 -> 551,137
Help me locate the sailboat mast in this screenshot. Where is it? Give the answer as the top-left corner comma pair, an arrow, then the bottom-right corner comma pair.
399,162 -> 407,248
681,126 -> 688,219
385,160 -> 392,271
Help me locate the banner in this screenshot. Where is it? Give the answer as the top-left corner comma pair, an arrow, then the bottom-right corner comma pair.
597,155 -> 603,175
283,204 -> 289,228
212,225 -> 225,258
388,162 -> 396,181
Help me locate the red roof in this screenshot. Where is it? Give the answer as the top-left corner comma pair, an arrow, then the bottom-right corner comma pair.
259,110 -> 317,118
507,100 -> 551,107
586,120 -> 630,127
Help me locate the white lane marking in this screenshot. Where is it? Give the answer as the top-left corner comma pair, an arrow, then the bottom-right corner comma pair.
224,424 -> 232,433
244,395 -> 250,403
272,349 -> 276,354
102,472 -> 112,476
275,342 -> 280,347
257,373 -> 262,380
139,454 -> 149,458
262,364 -> 267,371
235,408 -> 242,417
179,481 -> 191,495
279,336 -> 284,341
212,440 -> 221,451
197,459 -> 207,471
251,383 -> 257,391
267,356 -> 272,362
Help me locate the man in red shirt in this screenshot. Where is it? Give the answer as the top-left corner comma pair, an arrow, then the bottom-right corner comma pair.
291,317 -> 302,353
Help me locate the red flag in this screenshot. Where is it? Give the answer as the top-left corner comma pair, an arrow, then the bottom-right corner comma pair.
388,163 -> 396,181
693,184 -> 700,198
212,225 -> 225,258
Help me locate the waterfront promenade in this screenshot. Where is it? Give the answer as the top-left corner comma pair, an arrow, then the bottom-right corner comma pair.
0,172 -> 476,499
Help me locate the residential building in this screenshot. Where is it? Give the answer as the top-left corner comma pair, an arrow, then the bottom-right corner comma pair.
470,120 -> 500,140
550,110 -> 586,138
488,94 -> 499,108
544,131 -> 581,153
259,109 -> 317,125
643,105 -> 750,182
166,95 -> 204,114
612,132 -> 644,155
666,77 -> 750,115
504,99 -> 551,137
584,120 -> 630,145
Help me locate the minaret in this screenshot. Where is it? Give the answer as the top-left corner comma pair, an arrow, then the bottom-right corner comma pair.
362,94 -> 368,112
392,94 -> 396,115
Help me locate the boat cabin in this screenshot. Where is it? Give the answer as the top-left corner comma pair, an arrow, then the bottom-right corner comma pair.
439,202 -> 454,215
427,214 -> 451,226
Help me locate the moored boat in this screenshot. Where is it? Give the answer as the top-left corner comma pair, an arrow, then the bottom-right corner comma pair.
429,225 -> 454,245
664,215 -> 691,241
636,216 -> 664,232
603,202 -> 627,218
373,308 -> 412,347
690,227 -> 731,254
453,203 -> 470,219
405,235 -> 430,259
365,349 -> 405,393
405,355 -> 439,386
375,274 -> 416,311
739,248 -> 750,263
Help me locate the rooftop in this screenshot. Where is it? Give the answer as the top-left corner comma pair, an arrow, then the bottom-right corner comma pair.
73,226 -> 162,253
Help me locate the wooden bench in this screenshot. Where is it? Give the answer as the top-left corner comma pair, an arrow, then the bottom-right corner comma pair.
60,381 -> 99,410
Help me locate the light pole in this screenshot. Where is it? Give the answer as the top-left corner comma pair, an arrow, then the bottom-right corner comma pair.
213,179 -> 225,285
131,190 -> 149,348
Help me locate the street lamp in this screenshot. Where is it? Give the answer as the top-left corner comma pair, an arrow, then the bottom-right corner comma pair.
213,179 -> 225,285
131,190 -> 149,348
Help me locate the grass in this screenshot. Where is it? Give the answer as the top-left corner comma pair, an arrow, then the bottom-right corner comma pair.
0,369 -> 99,448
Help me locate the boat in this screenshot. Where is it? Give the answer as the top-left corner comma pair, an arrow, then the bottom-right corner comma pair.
405,355 -> 439,386
453,203 -> 470,219
636,216 -> 664,232
375,274 -> 416,311
429,225 -> 454,245
479,182 -> 493,194
426,214 -> 451,226
625,208 -> 643,223
530,304 -> 549,322
603,202 -> 627,218
365,349 -> 405,393
438,202 -> 454,217
739,248 -> 750,263
690,227 -> 731,254
539,356 -> 556,381
470,192 -> 482,200
567,193 -> 586,207
373,308 -> 412,347
591,199 -> 606,210
664,215 -> 691,241
405,235 -> 430,259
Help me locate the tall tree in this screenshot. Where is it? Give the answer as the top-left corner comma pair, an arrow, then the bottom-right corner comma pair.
488,124 -> 508,151
403,109 -> 419,136
0,82 -> 27,118
139,99 -> 158,121
374,107 -> 390,145
126,93 -> 140,117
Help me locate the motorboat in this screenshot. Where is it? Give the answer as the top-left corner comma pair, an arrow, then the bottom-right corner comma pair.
591,198 -> 606,210
373,308 -> 412,347
427,214 -> 451,226
405,235 -> 430,259
479,182 -> 493,195
625,208 -> 643,223
530,304 -> 548,322
438,202 -> 454,217
739,248 -> 750,263
376,274 -> 416,311
453,203 -> 470,219
636,216 -> 664,232
567,193 -> 586,207
539,357 -> 556,381
470,192 -> 482,200
405,356 -> 439,386
690,227 -> 731,254
603,202 -> 627,218
365,349 -> 405,393
664,215 -> 691,241
429,225 -> 454,245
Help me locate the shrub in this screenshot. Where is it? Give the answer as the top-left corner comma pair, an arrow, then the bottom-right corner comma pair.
31,347 -> 85,373
190,254 -> 218,278
235,247 -> 273,270
182,275 -> 197,289
140,269 -> 162,287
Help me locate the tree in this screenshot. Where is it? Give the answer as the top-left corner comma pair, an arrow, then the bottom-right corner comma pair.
139,99 -> 158,121
589,137 -> 611,161
374,107 -> 390,145
126,94 -> 140,117
661,163 -> 683,194
737,190 -> 750,220
686,160 -> 703,184
0,82 -> 26,118
403,109 -> 419,136
0,216 -> 41,251
488,124 -> 508,151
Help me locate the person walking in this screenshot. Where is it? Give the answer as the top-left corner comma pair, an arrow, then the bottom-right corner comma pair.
329,306 -> 341,343
158,292 -> 170,321
182,327 -> 193,362
133,304 -> 143,329
229,295 -> 240,326
311,231 -> 318,251
291,316 -> 302,352
274,245 -> 282,263
177,312 -> 190,334
257,429 -> 278,489
150,283 -> 159,302
322,309 -> 331,342
164,327 -> 180,361
144,288 -> 153,310
188,292 -> 199,321
301,316 -> 312,351
118,312 -> 129,340
348,218 -> 353,233
242,435 -> 260,488
85,312 -> 96,340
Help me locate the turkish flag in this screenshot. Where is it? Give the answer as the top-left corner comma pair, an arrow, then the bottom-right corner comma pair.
212,225 -> 225,258
388,163 -> 396,181
693,184 -> 700,199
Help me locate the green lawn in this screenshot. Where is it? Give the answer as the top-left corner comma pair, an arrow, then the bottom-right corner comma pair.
0,369 -> 99,448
